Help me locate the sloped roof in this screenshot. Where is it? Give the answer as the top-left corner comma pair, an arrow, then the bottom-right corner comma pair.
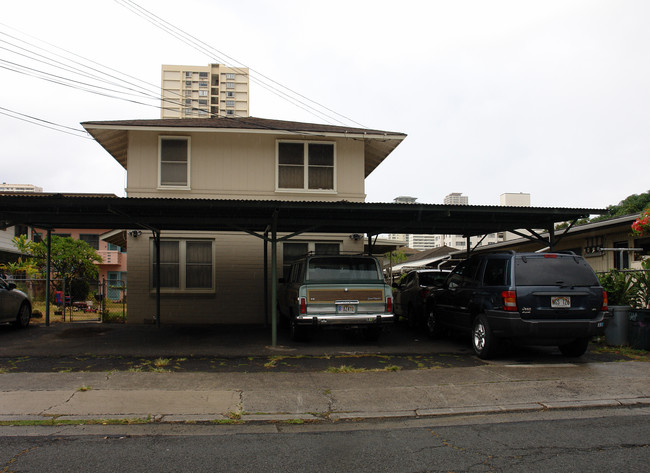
81,116 -> 407,177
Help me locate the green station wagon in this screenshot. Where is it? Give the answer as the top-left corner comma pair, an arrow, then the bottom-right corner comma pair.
278,255 -> 394,341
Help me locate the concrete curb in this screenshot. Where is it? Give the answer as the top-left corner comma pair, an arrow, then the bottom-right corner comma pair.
1,397 -> 649,425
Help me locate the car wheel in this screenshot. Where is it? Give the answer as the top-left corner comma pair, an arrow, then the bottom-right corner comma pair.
472,314 -> 496,359
559,337 -> 589,357
15,303 -> 31,329
425,306 -> 441,338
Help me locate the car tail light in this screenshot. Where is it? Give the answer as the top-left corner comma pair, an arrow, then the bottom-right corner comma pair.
419,288 -> 431,299
602,291 -> 608,311
502,290 -> 517,312
386,296 -> 393,313
544,254 -> 558,258
299,297 -> 307,315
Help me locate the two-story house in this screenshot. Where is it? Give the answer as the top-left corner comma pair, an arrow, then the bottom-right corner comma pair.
82,117 -> 406,324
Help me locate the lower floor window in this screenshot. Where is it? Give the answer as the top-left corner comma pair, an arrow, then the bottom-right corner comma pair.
153,239 -> 214,291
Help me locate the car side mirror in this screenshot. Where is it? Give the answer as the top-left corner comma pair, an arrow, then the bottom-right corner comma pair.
7,282 -> 16,290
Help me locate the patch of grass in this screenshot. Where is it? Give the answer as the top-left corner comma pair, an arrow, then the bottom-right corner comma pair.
326,365 -> 365,373
384,364 -> 402,372
77,385 -> 92,392
0,417 -> 151,427
591,344 -> 650,361
284,419 -> 305,424
153,358 -> 171,368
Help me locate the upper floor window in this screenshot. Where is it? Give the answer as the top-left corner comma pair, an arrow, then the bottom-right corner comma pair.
199,72 -> 208,78
226,91 -> 235,98
225,73 -> 235,80
277,141 -> 335,191
159,137 -> 190,188
226,82 -> 235,89
79,233 -> 99,250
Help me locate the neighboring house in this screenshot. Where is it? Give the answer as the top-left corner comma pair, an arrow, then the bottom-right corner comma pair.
0,223 -> 33,266
44,229 -> 128,300
82,116 -> 406,324
467,214 -> 649,272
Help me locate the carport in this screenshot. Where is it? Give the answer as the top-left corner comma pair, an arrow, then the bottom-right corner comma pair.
0,194 -> 604,345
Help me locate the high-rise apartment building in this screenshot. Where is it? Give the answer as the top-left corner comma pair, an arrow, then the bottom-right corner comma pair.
0,183 -> 43,193
387,196 -> 438,250
161,64 -> 249,119
444,192 -> 468,205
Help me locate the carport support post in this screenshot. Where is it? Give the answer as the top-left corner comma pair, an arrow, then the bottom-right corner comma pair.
271,212 -> 278,347
153,230 -> 161,328
45,229 -> 51,327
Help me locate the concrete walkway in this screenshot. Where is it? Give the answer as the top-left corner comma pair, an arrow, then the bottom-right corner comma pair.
1,362 -> 648,424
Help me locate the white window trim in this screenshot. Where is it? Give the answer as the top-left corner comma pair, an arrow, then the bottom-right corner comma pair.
150,238 -> 216,294
275,140 -> 337,194
158,136 -> 191,190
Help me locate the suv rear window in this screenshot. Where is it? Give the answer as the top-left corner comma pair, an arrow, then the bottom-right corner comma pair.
306,257 -> 381,282
514,255 -> 599,286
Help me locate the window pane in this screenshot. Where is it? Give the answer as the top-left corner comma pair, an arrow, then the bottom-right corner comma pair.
79,234 -> 99,250
308,143 -> 333,166
158,241 -> 179,288
186,241 -> 212,289
308,167 -> 333,189
161,139 -> 187,162
161,163 -> 188,186
278,142 -> 304,165
278,166 -> 304,188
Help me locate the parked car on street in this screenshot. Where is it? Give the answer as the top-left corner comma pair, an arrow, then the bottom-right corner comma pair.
278,254 -> 394,341
424,251 -> 607,359
393,269 -> 450,327
0,277 -> 32,328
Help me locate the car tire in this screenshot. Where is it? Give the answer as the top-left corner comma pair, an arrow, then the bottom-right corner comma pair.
472,314 -> 496,359
425,305 -> 442,339
559,337 -> 589,357
15,303 -> 31,329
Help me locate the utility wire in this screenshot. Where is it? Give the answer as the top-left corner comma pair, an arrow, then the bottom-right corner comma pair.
0,106 -> 91,138
115,0 -> 367,128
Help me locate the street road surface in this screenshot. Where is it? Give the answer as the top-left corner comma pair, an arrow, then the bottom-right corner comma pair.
1,407 -> 648,472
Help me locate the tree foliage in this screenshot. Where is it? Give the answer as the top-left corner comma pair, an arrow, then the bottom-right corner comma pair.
557,190 -> 650,229
13,235 -> 101,286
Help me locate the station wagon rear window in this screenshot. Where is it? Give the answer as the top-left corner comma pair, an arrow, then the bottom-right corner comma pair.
515,255 -> 599,286
306,257 -> 382,282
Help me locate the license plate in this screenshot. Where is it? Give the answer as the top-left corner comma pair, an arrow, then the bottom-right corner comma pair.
336,304 -> 356,314
551,296 -> 571,308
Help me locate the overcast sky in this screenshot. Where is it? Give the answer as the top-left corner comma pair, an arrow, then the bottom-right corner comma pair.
2,0 -> 648,210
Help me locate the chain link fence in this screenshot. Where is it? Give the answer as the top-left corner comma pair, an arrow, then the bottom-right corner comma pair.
9,277 -> 126,324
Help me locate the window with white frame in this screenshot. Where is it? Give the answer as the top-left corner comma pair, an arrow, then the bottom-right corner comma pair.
226,82 -> 235,89
226,91 -> 235,98
159,137 -> 190,188
198,90 -> 208,96
277,141 -> 335,191
152,239 -> 214,291
226,100 -> 235,107
225,73 -> 235,80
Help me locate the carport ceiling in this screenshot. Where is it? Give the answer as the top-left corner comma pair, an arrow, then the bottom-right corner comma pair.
0,194 -> 605,237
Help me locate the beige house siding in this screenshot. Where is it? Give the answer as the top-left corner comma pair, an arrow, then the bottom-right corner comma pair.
127,230 -> 363,325
125,131 -> 366,201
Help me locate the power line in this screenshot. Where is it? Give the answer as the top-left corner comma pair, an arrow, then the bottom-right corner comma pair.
0,106 -> 91,139
115,0 -> 367,128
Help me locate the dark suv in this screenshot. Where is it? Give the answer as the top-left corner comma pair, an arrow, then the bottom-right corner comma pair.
425,252 -> 607,359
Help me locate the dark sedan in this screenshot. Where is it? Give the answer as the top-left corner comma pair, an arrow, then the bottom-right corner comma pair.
393,269 -> 450,327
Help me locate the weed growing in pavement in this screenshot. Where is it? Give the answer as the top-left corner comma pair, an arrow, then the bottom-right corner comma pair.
77,385 -> 92,392
591,344 -> 650,361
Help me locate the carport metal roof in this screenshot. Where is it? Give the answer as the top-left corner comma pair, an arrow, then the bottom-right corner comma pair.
0,194 -> 604,238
